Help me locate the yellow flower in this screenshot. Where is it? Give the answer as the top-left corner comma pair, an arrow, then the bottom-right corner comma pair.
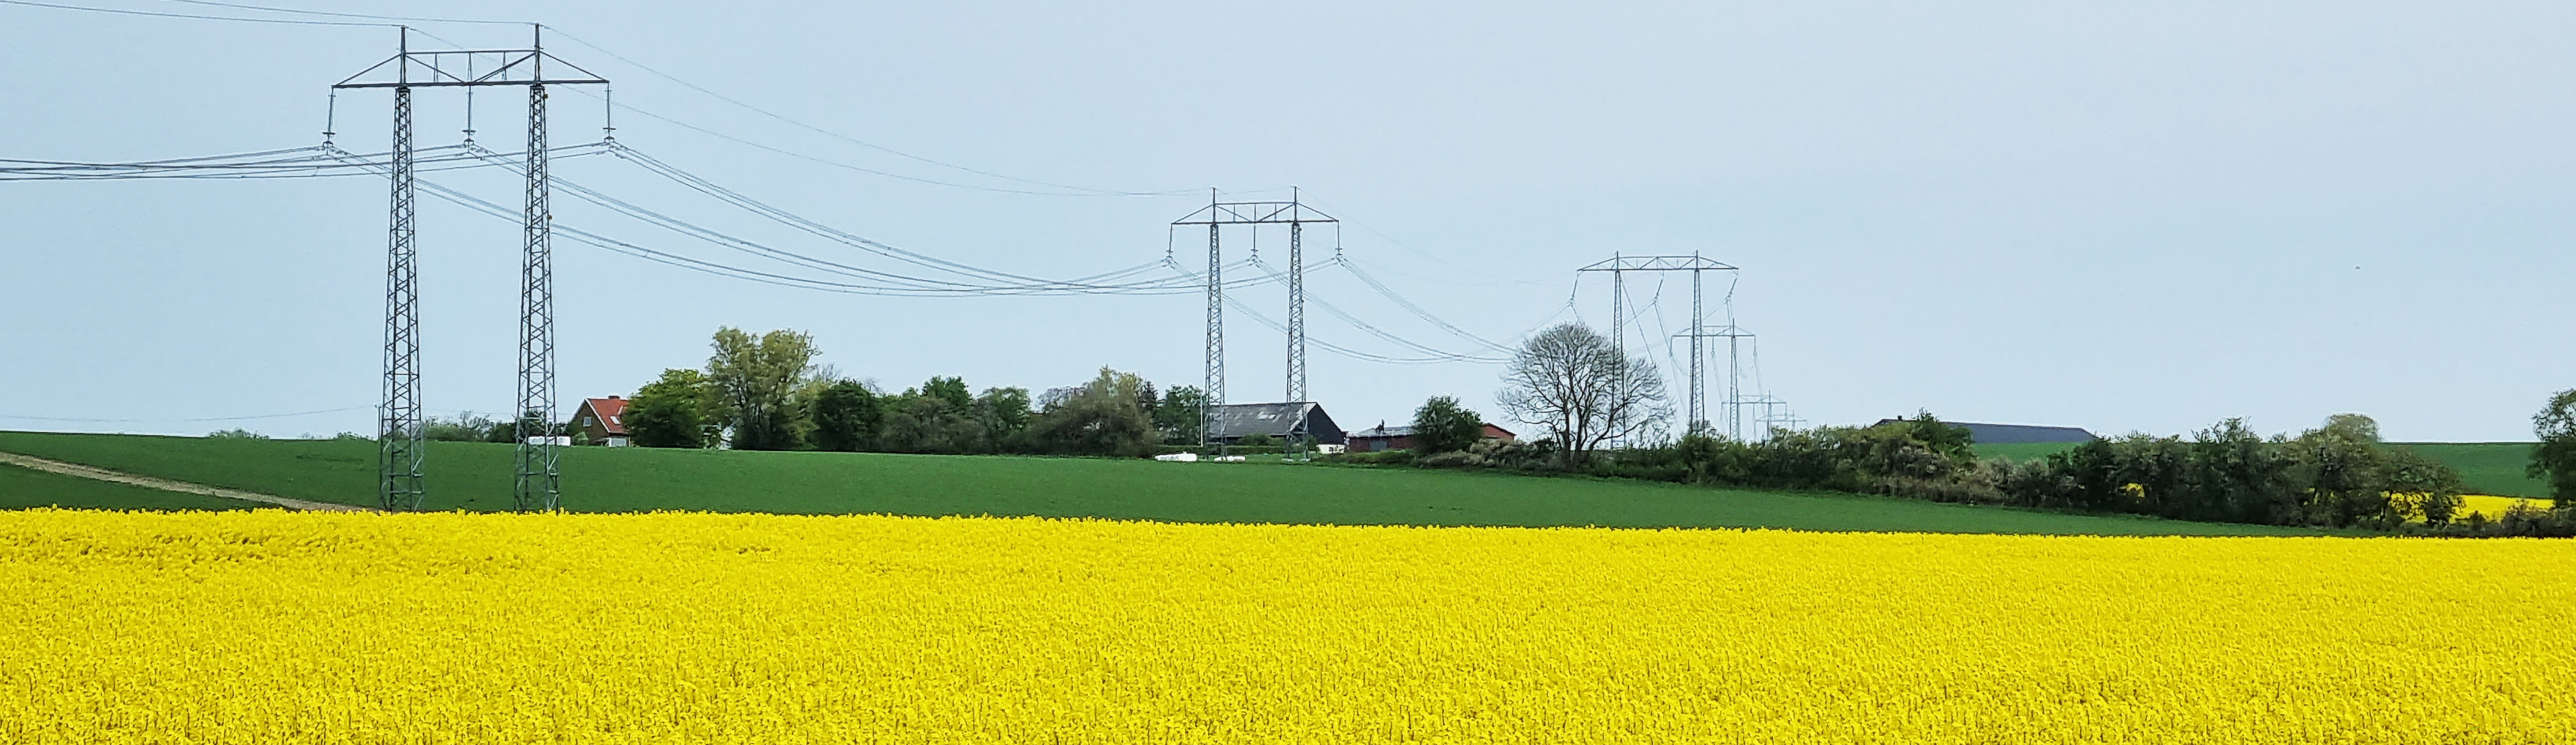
0,509 -> 2568,743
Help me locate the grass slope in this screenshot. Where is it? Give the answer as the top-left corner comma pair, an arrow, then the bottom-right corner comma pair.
0,462 -> 254,511
0,430 -> 2334,535
2397,443 -> 2549,499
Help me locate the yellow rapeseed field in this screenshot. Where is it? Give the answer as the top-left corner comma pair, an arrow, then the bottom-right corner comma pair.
1,509 -> 2571,744
2458,494 -> 2555,521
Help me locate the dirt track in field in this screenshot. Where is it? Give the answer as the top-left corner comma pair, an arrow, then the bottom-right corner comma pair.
0,451 -> 379,512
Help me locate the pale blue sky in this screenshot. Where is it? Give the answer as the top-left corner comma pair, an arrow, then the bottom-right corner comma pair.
3,0 -> 2570,442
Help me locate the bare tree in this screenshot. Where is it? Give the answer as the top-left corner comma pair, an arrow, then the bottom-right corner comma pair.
1498,322 -> 1669,462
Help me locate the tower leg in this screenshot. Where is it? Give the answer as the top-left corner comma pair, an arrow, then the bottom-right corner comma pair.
1728,334 -> 1741,440
1202,213 -> 1223,446
1689,262 -> 1705,435
513,82 -> 560,512
379,84 -> 424,511
1286,221 -> 1305,403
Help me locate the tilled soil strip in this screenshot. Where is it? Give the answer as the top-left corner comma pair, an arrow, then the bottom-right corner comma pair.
0,451 -> 380,513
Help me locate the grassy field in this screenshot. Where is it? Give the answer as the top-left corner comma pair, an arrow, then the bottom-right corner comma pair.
0,431 -> 2332,535
2400,442 -> 2549,498
0,462 -> 252,511
1974,440 -> 2553,498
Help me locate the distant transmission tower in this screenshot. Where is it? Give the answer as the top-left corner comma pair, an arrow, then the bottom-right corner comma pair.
1674,323 -> 1754,439
1172,191 -> 1336,445
1578,253 -> 1738,435
335,26 -> 606,511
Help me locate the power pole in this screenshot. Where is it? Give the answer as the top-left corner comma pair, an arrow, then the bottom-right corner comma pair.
1608,251 -> 1624,360
1286,188 -> 1305,403
1202,190 -> 1221,446
1691,254 -> 1704,432
335,27 -> 607,511
1577,254 -> 1738,436
1673,323 -> 1754,438
513,24 -> 560,512
377,27 -> 423,511
1173,194 -> 1337,443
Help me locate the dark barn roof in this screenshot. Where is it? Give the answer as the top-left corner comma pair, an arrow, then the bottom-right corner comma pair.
1206,402 -> 1346,445
1348,424 -> 1414,439
1877,419 -> 2096,444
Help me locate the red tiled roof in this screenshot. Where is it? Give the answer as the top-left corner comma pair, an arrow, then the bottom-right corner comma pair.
580,397 -> 630,435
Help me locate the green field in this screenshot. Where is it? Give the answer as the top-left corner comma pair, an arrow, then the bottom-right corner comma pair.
2398,443 -> 2549,498
0,462 -> 254,511
1972,440 -> 2551,499
0,430 -> 2341,535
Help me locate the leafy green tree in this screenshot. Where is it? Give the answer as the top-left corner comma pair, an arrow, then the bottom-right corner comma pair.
1026,368 -> 1158,457
205,428 -> 267,440
2528,389 -> 2576,508
2318,412 -> 2382,443
2385,445 -> 2464,524
1888,412 -> 1975,463
2293,415 -> 2392,528
1154,385 -> 1207,445
628,369 -> 715,448
973,387 -> 1033,451
1412,396 -> 1486,454
706,327 -> 817,451
879,393 -> 963,453
808,379 -> 883,452
921,376 -> 973,412
2179,418 -> 2297,524
424,412 -> 504,442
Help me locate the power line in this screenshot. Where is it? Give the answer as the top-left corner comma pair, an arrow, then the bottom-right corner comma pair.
0,406 -> 374,423
540,26 -> 1203,198
152,0 -> 522,24
1248,257 -> 1502,363
0,0 -> 388,26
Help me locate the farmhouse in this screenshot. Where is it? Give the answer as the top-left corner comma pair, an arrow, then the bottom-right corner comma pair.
574,396 -> 631,447
1204,402 -> 1347,445
1875,419 -> 2095,444
1346,422 -> 1518,452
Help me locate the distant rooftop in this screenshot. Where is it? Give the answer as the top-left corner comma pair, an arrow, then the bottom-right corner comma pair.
1206,402 -> 1347,445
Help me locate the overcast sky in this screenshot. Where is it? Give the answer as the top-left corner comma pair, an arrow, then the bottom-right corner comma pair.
3,0 -> 2571,442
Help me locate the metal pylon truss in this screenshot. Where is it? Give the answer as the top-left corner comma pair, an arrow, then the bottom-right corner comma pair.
1581,253 -> 1741,436
1173,191 -> 1337,435
379,84 -> 424,511
513,80 -> 560,511
338,26 -> 602,511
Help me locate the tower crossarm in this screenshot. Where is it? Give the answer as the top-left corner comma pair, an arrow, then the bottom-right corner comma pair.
336,49 -> 608,89
1172,201 -> 1337,225
1577,255 -> 1738,273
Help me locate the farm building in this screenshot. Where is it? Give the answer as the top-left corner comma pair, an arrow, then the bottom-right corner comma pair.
1874,419 -> 2095,444
574,397 -> 631,447
1204,402 -> 1347,445
1346,422 -> 1518,452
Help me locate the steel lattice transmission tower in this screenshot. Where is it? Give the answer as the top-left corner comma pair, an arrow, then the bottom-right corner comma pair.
1578,253 -> 1738,435
376,35 -> 424,511
1674,323 -> 1754,439
336,26 -> 606,511
514,37 -> 560,511
1172,191 -> 1336,445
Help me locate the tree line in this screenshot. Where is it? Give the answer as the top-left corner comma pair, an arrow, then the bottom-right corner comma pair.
1374,320 -> 2576,536
617,327 -> 1210,457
